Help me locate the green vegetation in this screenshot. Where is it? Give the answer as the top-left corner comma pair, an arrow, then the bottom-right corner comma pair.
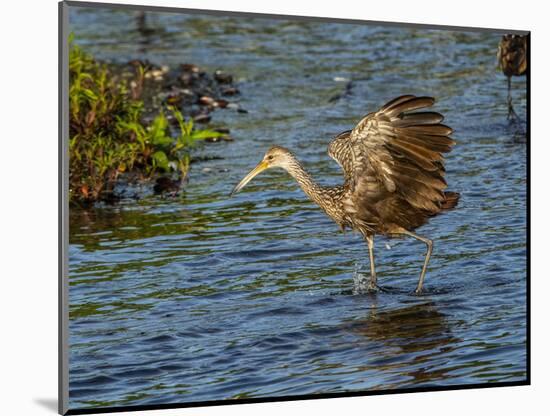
68,35 -> 222,204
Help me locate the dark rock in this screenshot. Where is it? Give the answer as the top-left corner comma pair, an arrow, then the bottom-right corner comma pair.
154,177 -> 182,195
162,87 -> 196,108
166,94 -> 182,105
179,72 -> 193,86
199,96 -> 217,106
128,58 -> 153,69
193,113 -> 212,124
221,87 -> 240,96
216,99 -> 229,108
181,63 -> 200,73
214,70 -> 233,84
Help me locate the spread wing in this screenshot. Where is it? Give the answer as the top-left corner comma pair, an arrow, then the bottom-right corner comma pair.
328,95 -> 455,213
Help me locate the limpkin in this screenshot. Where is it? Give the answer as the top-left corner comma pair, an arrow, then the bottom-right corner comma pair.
231,95 -> 459,294
497,34 -> 528,120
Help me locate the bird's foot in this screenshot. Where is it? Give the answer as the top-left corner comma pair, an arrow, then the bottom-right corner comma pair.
352,273 -> 390,294
507,106 -> 521,123
413,287 -> 426,295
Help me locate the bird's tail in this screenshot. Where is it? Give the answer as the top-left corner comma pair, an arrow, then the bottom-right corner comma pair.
441,191 -> 460,210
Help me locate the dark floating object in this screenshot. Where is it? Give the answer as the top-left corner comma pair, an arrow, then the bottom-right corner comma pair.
329,80 -> 354,103
214,70 -> 233,84
497,34 -> 528,120
153,177 -> 182,195
231,95 -> 459,294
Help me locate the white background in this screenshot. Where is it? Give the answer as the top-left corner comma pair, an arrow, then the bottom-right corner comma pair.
0,0 -> 546,415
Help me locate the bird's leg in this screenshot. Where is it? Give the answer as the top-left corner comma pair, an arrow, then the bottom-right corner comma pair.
365,235 -> 378,291
507,76 -> 519,121
401,230 -> 433,294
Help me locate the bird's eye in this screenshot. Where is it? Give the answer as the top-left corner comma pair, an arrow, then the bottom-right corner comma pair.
267,155 -> 274,160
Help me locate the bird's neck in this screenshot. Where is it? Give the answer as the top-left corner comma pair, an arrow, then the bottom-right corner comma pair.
285,157 -> 331,207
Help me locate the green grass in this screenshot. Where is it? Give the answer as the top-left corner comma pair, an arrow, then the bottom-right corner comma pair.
68,35 -> 222,204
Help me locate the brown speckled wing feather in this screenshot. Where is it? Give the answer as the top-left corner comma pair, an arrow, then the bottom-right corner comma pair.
327,130 -> 353,181
343,95 -> 455,217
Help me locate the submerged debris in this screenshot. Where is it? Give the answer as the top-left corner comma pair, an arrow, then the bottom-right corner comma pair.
153,177 -> 183,196
328,80 -> 354,103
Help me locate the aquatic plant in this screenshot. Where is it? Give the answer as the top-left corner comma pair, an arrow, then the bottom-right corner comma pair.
68,35 -> 222,204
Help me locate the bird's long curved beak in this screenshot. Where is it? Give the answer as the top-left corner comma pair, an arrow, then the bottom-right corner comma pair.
230,160 -> 269,197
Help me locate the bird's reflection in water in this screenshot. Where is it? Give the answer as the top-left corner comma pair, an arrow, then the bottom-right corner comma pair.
345,301 -> 462,386
510,125 -> 527,143
135,11 -> 162,53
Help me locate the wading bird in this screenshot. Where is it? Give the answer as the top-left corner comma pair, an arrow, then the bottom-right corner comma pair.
231,95 -> 459,294
497,34 -> 528,120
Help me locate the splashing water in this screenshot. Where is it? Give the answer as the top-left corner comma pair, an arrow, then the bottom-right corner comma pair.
352,262 -> 372,294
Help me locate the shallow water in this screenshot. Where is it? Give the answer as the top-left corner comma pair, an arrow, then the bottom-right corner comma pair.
68,7 -> 527,410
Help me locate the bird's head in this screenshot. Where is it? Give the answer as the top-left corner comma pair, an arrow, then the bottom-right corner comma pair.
230,146 -> 294,196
